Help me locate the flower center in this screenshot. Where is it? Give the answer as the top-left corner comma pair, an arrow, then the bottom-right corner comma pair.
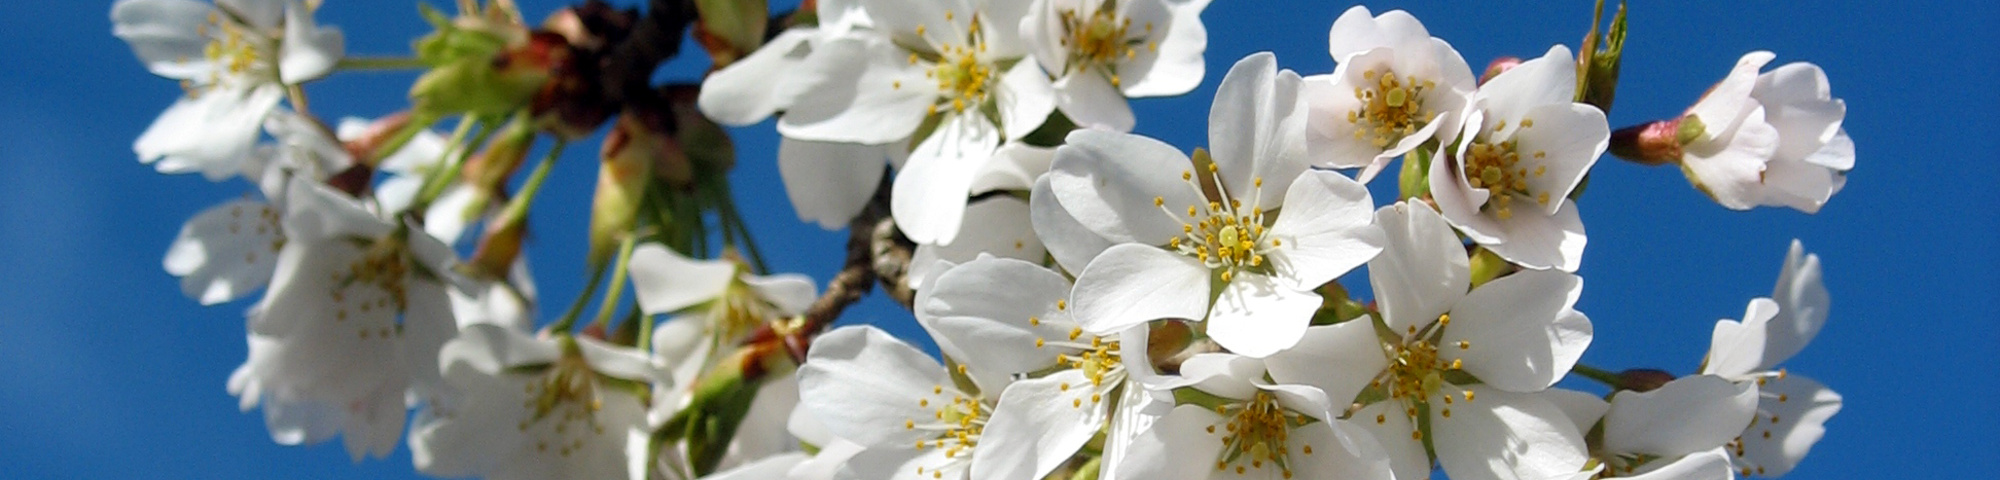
1461,122 -> 1555,219
1370,315 -> 1476,433
906,12 -> 998,116
1158,164 -> 1274,283
1346,68 -> 1438,148
520,346 -> 612,458
908,388 -> 989,477
1211,392 -> 1313,478
1056,2 -> 1154,85
185,11 -> 277,97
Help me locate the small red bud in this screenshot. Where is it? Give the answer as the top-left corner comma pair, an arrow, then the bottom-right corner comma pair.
1481,56 -> 1523,85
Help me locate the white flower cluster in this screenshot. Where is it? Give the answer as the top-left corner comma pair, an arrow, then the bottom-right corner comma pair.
112,1 -> 1854,479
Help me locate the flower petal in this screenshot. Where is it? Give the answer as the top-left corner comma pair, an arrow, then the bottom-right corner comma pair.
917,256 -> 1074,376
997,61 -> 1056,140
1701,298 -> 1776,378
1265,319 -> 1390,406
1737,373 -> 1841,477
699,29 -> 821,126
1208,52 -> 1311,207
1266,170 -> 1384,291
136,84 -> 284,180
1206,273 -> 1322,358
1030,174 -> 1113,276
1071,244 -> 1211,334
777,138 -> 891,229
278,1 -> 343,84
1603,375 -> 1758,458
1430,385 -> 1589,480
627,244 -> 738,315
972,369 -> 1106,480
111,0 -> 219,81
1368,202 -> 1469,333
908,196 -> 1044,290
1053,71 -> 1136,132
164,199 -> 284,305
797,326 -> 951,447
1047,129 -> 1199,244
1763,240 -> 1829,369
1117,0 -> 1208,97
892,116 -> 995,245
1352,400 -> 1431,480
777,34 -> 933,144
1442,270 -> 1590,393
1111,404 -> 1225,480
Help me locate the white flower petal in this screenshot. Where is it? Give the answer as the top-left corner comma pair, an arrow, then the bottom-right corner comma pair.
1265,319 -> 1390,406
1053,71 -> 1136,132
280,177 -> 391,241
744,273 -> 819,317
1266,170 -> 1384,291
628,244 -> 737,315
1513,103 -> 1609,216
1476,197 -> 1589,273
892,116 -> 995,244
969,142 -> 1055,194
777,138 -> 892,229
1030,174 -> 1113,276
1071,244 -> 1211,335
1624,448 -> 1732,480
136,84 -> 284,180
1442,270 -> 1590,393
1540,388 -> 1609,437
972,370 -> 1106,480
1047,129 -> 1200,244
1473,45 -> 1579,130
797,326 -> 951,447
699,29 -> 821,126
1118,0 -> 1208,98
1604,375 -> 1758,458
111,0 -> 219,81
1352,400 -> 1431,480
918,256 -> 1074,376
1367,202 -> 1469,333
778,34 -> 934,144
1430,385 -> 1589,480
164,199 -> 284,305
908,196 -> 1044,290
1764,240 -> 1829,369
1701,298 -> 1777,378
1205,273 -> 1321,358
1111,404 -> 1225,480
1207,52 -> 1310,207
1290,420 -> 1396,480
278,1 -> 343,84
997,61 -> 1056,140
1737,373 -> 1840,477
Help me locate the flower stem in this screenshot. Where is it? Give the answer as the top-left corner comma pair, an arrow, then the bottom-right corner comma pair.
591,233 -> 639,330
336,56 -> 429,71
1571,363 -> 1623,387
413,117 -> 489,210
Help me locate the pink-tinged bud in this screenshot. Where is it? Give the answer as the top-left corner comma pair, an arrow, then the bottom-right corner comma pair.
1616,368 -> 1677,393
693,0 -> 768,69
589,112 -> 666,267
465,207 -> 526,280
1480,56 -> 1523,85
1608,117 -> 1687,166
341,112 -> 414,168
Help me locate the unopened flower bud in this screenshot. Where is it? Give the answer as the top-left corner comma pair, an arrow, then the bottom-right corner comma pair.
1577,0 -> 1626,112
340,112 -> 414,168
1480,56 -> 1522,85
460,116 -> 537,215
1616,368 -> 1676,393
692,0 -> 768,68
464,204 -> 527,280
590,112 -> 666,267
411,31 -> 566,119
1608,117 -> 1689,166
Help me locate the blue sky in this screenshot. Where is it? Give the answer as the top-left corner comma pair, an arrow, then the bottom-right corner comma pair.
0,0 -> 1991,478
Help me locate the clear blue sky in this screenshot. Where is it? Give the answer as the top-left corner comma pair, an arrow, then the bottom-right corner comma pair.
0,1 -> 1990,478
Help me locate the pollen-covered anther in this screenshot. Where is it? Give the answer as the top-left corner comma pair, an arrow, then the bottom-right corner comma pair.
1348,68 -> 1438,148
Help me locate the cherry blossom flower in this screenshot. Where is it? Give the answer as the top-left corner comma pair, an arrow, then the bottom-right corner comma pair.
1679,52 -> 1853,213
113,0 -> 342,179
773,0 -> 1055,244
1303,6 -> 1474,182
1266,202 -> 1593,480
795,325 -> 1021,480
1055,52 -> 1383,358
915,257 -> 1153,480
1020,0 -> 1210,131
227,178 -> 459,460
1114,354 -> 1392,480
410,324 -> 658,480
1699,240 -> 1841,477
1431,45 -> 1607,272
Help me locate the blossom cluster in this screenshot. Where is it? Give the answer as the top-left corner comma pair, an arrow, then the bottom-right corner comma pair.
114,1 -> 1852,480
